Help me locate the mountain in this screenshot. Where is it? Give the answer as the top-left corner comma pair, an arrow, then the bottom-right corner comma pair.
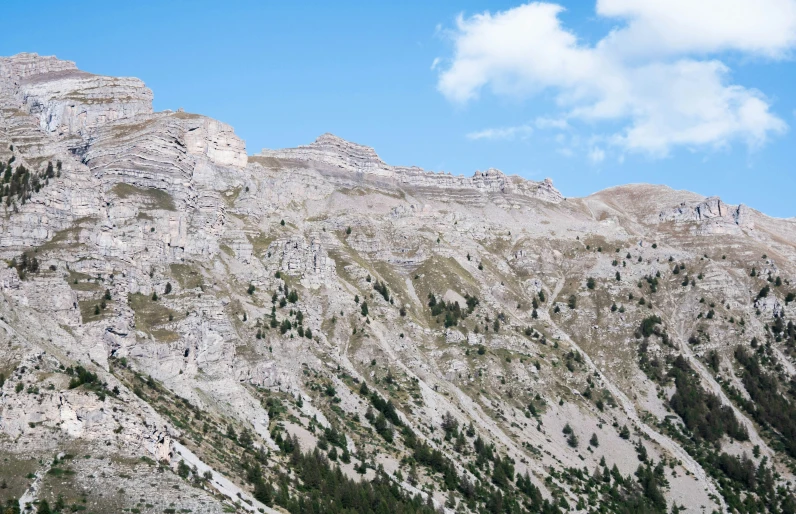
1,52 -> 795,514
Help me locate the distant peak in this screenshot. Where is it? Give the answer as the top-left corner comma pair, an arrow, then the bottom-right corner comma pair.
312,132 -> 348,144
308,133 -> 382,159
475,168 -> 506,177
257,133 -> 388,176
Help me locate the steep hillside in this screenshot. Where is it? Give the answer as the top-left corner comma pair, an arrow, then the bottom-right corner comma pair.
1,53 -> 796,514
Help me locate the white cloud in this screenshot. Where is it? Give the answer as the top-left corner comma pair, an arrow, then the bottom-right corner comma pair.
597,0 -> 796,59
466,124 -> 533,140
430,57 -> 441,71
612,60 -> 786,154
589,146 -> 606,163
438,3 -> 598,103
436,1 -> 792,156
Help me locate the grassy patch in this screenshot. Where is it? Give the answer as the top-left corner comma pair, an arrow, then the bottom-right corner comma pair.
169,264 -> 204,290
37,217 -> 96,252
79,299 -> 114,323
0,454 -> 38,501
412,256 -> 479,318
248,232 -> 277,258
222,187 -> 242,207
112,183 -> 176,211
68,271 -> 103,292
127,293 -> 179,341
248,155 -> 310,170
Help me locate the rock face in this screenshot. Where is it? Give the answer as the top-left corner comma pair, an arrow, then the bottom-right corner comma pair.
659,196 -> 754,233
2,53 -> 796,514
1,53 -> 153,137
182,113 -> 248,167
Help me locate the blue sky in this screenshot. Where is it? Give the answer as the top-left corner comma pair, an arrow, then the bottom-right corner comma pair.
3,1 -> 795,217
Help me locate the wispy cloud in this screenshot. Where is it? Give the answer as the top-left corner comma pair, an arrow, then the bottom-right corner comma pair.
466,124 -> 533,141
535,116 -> 570,130
588,146 -> 606,163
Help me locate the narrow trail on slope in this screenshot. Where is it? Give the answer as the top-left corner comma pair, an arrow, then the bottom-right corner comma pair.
546,277 -> 726,512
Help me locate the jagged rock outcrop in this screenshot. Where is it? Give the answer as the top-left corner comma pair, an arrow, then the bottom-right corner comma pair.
268,235 -> 336,288
658,196 -> 754,234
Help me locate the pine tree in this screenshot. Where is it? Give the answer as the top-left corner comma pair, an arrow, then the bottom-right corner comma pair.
253,479 -> 273,506
240,429 -> 253,448
36,499 -> 51,514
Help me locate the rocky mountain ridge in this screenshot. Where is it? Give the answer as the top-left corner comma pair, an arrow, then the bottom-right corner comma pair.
257,133 -> 563,203
0,53 -> 795,514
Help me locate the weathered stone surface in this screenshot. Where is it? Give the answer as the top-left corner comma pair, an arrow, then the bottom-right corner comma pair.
659,195 -> 755,233
1,53 -> 153,138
